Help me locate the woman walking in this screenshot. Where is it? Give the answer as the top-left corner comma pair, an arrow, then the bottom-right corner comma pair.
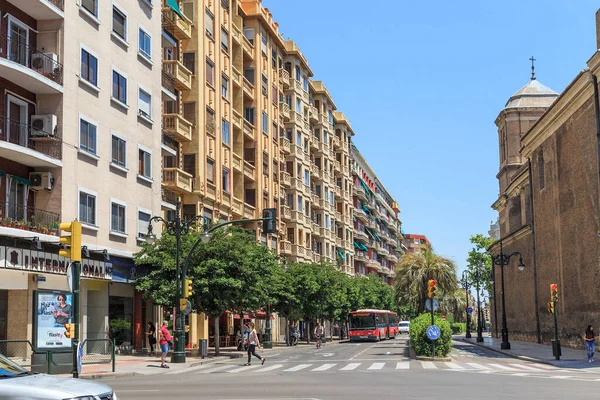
245,322 -> 266,366
584,325 -> 595,363
146,322 -> 157,356
158,320 -> 172,368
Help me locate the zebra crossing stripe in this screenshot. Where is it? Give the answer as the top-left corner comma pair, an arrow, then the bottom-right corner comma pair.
254,364 -> 283,372
283,364 -> 312,372
509,364 -> 544,371
489,363 -> 518,371
198,365 -> 236,374
367,362 -> 385,370
420,362 -> 438,369
395,362 -> 410,370
444,362 -> 465,370
311,363 -> 336,371
340,363 -> 361,371
466,363 -> 489,370
228,365 -> 261,373
166,364 -> 212,374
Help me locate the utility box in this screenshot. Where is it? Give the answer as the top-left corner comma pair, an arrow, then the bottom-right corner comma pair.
552,340 -> 562,358
199,339 -> 208,358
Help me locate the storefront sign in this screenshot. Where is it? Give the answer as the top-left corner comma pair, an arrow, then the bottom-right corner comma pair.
110,256 -> 142,283
0,247 -> 112,280
34,290 -> 73,351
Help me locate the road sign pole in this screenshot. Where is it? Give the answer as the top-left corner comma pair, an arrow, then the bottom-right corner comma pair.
430,301 -> 435,359
71,261 -> 80,379
553,301 -> 560,360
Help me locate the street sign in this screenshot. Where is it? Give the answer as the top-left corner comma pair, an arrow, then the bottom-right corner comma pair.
76,342 -> 83,375
183,300 -> 192,315
426,325 -> 441,341
425,298 -> 440,311
467,307 -> 473,314
67,263 -> 74,292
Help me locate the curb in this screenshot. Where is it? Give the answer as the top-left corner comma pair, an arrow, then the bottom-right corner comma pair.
80,372 -> 139,380
415,356 -> 452,362
458,339 -> 553,366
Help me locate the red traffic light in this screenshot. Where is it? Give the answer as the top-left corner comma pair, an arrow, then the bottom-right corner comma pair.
550,284 -> 558,291
429,280 -> 436,287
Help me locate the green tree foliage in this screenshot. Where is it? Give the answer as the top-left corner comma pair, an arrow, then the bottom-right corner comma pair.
392,247 -> 458,314
466,233 -> 496,291
438,288 -> 467,323
410,313 -> 452,357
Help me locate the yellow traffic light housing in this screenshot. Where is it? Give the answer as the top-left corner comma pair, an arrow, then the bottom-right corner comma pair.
179,298 -> 187,311
547,301 -> 555,314
184,279 -> 193,298
550,283 -> 559,302
427,280 -> 437,298
64,323 -> 75,339
59,222 -> 82,262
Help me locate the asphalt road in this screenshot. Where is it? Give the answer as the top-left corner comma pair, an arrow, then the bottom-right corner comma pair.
102,337 -> 600,400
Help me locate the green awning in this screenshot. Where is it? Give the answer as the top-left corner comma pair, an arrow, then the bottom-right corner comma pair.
354,241 -> 360,249
374,232 -> 382,242
364,227 -> 375,240
167,0 -> 185,19
362,205 -> 371,215
337,250 -> 345,261
354,241 -> 368,252
10,175 -> 31,185
0,171 -> 5,177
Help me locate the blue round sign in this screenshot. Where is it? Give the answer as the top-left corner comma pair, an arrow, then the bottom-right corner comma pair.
426,325 -> 441,341
467,307 -> 473,314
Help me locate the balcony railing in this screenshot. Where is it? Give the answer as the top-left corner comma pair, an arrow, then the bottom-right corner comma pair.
0,116 -> 62,160
161,188 -> 178,205
0,201 -> 60,234
0,33 -> 63,85
162,70 -> 176,93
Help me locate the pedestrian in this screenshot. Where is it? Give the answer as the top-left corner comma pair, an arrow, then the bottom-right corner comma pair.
146,322 -> 157,356
584,325 -> 595,363
158,320 -> 172,368
245,322 -> 265,366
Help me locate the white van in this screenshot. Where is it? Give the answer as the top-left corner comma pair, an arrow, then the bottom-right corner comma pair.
399,321 -> 410,334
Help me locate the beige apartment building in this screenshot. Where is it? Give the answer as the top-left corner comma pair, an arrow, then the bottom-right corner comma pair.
0,0 -> 164,352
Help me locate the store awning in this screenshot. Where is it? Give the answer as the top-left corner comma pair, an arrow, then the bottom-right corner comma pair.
167,0 -> 185,19
337,250 -> 345,261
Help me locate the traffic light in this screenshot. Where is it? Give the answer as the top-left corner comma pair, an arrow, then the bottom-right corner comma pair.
58,221 -> 82,262
184,279 -> 193,298
547,302 -> 555,314
262,208 -> 277,234
550,283 -> 559,302
64,323 -> 75,339
180,298 -> 187,311
427,280 -> 437,298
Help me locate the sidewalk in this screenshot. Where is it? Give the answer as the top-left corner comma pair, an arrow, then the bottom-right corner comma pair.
459,335 -> 600,370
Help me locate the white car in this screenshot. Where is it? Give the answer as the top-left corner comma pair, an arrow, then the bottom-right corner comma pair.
399,321 -> 410,334
0,354 -> 117,400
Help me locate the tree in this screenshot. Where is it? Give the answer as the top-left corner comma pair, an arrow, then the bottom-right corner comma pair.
466,234 -> 496,291
392,247 -> 459,314
438,288 -> 467,322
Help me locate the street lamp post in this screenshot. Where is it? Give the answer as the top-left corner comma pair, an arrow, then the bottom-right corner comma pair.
490,241 -> 525,350
462,271 -> 471,339
474,265 -> 483,343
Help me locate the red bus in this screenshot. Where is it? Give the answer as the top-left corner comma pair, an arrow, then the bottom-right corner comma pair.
348,309 -> 399,342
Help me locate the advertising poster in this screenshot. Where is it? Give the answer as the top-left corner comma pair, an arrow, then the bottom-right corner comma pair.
35,290 -> 72,351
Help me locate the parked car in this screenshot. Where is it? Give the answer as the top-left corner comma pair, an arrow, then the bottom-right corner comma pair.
399,321 -> 410,334
0,354 -> 117,400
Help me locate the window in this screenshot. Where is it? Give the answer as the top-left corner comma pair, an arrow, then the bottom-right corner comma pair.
296,131 -> 302,146
138,148 -> 152,179
221,75 -> 229,98
138,210 -> 151,239
296,98 -> 302,114
207,158 -> 215,183
112,6 -> 127,40
302,76 -> 308,92
183,102 -> 196,125
261,33 -> 267,54
262,112 -> 268,133
112,70 -> 127,104
206,60 -> 215,86
271,49 -> 277,69
325,215 -> 330,229
111,201 -> 126,234
183,53 -> 195,74
222,168 -> 230,192
82,0 -> 97,16
297,196 -> 303,212
295,65 -> 301,81
183,154 -> 196,176
182,1 -> 194,21
222,119 -> 230,145
205,10 -> 214,37
138,88 -> 152,119
138,28 -> 151,59
221,28 -> 229,52
328,111 -> 333,124
80,48 -> 98,86
330,191 -> 334,204
261,74 -> 268,96
79,190 -> 96,226
111,135 -> 126,167
304,170 -> 309,185
79,117 -> 97,155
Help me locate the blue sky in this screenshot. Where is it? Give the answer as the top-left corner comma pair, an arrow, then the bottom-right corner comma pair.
265,1 -> 599,272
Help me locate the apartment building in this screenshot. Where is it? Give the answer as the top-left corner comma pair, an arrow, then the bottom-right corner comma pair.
403,233 -> 432,253
351,145 -> 403,284
0,0 -> 163,350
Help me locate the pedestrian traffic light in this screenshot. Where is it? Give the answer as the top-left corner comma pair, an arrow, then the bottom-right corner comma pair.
184,279 -> 193,298
427,280 -> 437,298
550,283 -> 559,302
262,208 -> 277,234
547,301 -> 555,314
64,323 -> 75,339
180,298 -> 187,311
58,221 -> 82,262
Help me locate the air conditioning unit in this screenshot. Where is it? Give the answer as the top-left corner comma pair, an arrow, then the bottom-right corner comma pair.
31,52 -> 59,75
29,172 -> 53,191
31,115 -> 57,137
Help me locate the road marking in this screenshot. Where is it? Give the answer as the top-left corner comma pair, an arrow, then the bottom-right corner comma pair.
349,344 -> 376,360
117,390 -> 160,393
166,364 -> 212,374
340,363 -> 361,371
311,363 -> 337,371
511,373 -> 531,377
466,363 -> 489,370
509,363 -> 544,371
444,362 -> 464,370
198,365 -> 236,374
395,362 -> 410,370
551,375 -> 574,379
283,364 -> 312,372
489,363 -> 518,371
385,352 -> 391,355
227,365 -> 261,373
367,362 -> 385,370
531,364 -> 557,370
254,364 -> 283,372
321,353 -> 334,357
420,362 -> 438,369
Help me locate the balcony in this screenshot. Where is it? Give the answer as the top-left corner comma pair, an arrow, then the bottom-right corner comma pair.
354,184 -> 367,201
355,251 -> 368,263
242,36 -> 254,58
161,188 -> 178,207
279,69 -> 290,88
244,203 -> 256,219
291,210 -> 306,226
0,116 -> 62,167
162,70 -> 176,95
280,205 -> 292,221
311,164 -> 320,176
354,229 -> 368,242
9,0 -> 63,19
335,211 -> 342,221
163,60 -> 192,91
312,221 -> 321,234
232,65 -> 242,88
231,196 -> 243,216
243,161 -> 255,181
320,227 -> 332,240
335,186 -> 341,197
0,200 -> 61,238
318,168 -> 330,183
290,177 -> 304,193
280,171 -> 291,187
333,136 -> 341,149
311,193 -> 320,205
243,77 -> 254,99
0,34 -> 63,94
279,102 -> 291,121
309,105 -> 318,123
162,168 -> 193,193
353,207 -> 367,221
162,9 -> 192,40
243,118 -> 256,141
319,198 -> 331,212
316,139 -> 330,155
388,253 -> 398,263
280,240 -> 292,256
163,114 -> 193,142
279,137 -> 291,154
232,23 -> 242,44
232,151 -> 243,173
336,236 -> 342,247
292,244 -> 306,258
334,160 -> 341,173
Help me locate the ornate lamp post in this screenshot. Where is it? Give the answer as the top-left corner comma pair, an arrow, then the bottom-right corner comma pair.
461,270 -> 471,339
490,241 -> 525,350
473,265 -> 485,343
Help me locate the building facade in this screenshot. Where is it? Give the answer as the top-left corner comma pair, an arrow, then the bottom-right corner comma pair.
402,234 -> 431,253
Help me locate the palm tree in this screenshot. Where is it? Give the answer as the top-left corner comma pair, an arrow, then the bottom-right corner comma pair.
393,247 -> 458,314
439,288 -> 467,322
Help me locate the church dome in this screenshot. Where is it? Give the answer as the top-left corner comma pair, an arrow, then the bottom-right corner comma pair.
504,79 -> 559,109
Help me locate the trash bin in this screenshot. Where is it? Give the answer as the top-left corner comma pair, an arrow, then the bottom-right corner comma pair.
199,339 -> 208,359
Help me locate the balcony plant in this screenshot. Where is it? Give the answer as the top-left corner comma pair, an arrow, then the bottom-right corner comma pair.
48,222 -> 60,236
17,220 -> 28,230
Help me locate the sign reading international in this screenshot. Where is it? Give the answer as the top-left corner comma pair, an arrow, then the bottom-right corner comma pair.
34,290 -> 73,351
